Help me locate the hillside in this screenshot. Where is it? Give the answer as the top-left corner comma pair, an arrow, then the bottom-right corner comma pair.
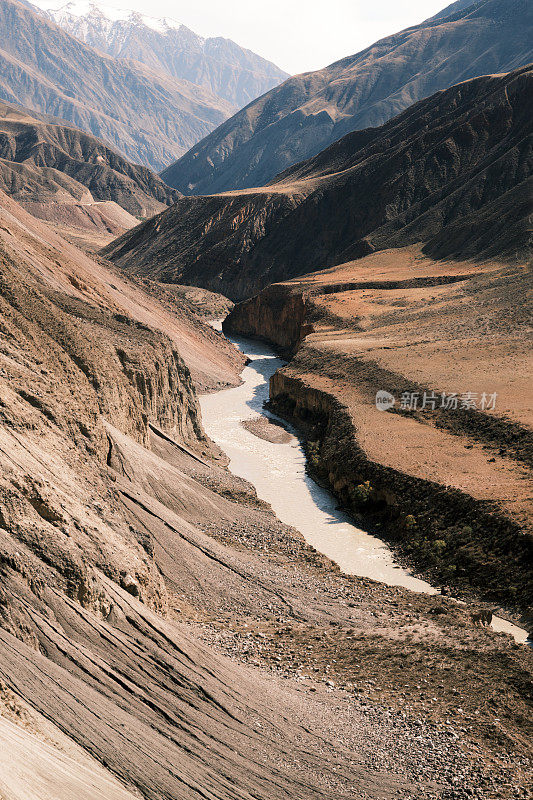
0,99 -> 182,246
32,0 -> 288,109
104,65 -> 533,300
161,0 -> 533,195
1,187 -> 532,800
0,0 -> 234,171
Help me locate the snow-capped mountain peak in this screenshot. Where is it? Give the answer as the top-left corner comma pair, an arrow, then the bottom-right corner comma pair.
32,1 -> 184,36
29,0 -> 288,109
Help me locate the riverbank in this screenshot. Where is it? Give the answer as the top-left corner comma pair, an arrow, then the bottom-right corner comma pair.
224,247 -> 533,627
200,334 -> 436,593
145,402 -> 531,797
198,329 -> 530,646
189,330 -> 532,793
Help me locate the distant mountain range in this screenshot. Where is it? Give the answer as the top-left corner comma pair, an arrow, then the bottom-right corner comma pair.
161,0 -> 533,195
104,65 -> 533,300
0,0 -> 285,172
31,1 -> 288,109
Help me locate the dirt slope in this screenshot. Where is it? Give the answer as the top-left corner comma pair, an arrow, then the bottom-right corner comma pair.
161,0 -> 533,195
0,99 -> 182,247
104,65 -> 533,300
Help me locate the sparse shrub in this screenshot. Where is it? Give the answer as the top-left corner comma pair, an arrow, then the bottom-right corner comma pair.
305,441 -> 321,470
350,481 -> 372,504
432,539 -> 446,555
443,564 -> 457,580
404,514 -> 417,530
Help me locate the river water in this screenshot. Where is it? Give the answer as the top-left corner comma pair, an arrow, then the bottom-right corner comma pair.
200,327 -> 530,645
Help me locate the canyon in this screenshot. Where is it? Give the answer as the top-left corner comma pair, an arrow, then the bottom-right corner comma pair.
0,184 -> 532,798
225,247 -> 533,619
0,1 -> 530,795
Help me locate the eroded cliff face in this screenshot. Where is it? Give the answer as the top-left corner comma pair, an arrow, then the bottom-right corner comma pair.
0,189 -> 208,627
269,369 -> 532,613
223,283 -> 310,354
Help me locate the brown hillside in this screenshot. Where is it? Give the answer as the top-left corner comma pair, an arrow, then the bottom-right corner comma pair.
104,66 -> 533,300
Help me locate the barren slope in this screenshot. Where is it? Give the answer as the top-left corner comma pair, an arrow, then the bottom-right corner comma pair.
0,99 -> 182,247
104,65 -> 533,300
161,0 -> 533,195
0,100 -> 179,213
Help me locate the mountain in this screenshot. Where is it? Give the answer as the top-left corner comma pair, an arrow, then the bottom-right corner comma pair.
161,0 -> 533,195
0,99 -> 181,246
0,0 -> 235,171
0,100 -> 178,212
32,0 -> 289,109
103,65 -> 533,300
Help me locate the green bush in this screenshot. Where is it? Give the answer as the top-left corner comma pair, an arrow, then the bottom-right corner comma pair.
350,481 -> 372,504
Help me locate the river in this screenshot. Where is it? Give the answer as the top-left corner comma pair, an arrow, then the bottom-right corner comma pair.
200,327 -> 530,645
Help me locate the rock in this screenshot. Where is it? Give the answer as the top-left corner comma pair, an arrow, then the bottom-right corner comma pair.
120,574 -> 140,598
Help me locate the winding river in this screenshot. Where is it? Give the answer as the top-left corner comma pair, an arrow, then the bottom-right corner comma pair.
200,327 -> 530,645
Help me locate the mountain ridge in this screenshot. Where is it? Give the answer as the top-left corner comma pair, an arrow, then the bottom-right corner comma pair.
161,0 -> 533,195
103,65 -> 533,300
0,0 -> 235,170
0,98 -> 181,245
31,0 -> 289,109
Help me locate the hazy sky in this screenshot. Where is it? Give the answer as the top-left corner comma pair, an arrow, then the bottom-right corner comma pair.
102,1 -> 454,74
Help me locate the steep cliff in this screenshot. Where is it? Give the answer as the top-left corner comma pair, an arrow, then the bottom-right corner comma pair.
0,188 -> 206,609
222,283 -> 311,354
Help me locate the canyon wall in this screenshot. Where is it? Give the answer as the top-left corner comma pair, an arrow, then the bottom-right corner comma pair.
223,283 -> 310,354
